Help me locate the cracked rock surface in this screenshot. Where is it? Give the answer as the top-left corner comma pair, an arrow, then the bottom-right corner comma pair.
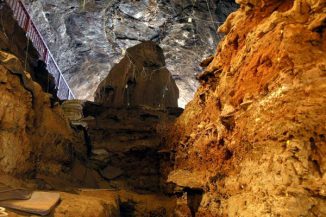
164,0 -> 326,216
22,0 -> 238,107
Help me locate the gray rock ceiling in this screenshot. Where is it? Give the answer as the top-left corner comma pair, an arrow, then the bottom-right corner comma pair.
22,0 -> 237,107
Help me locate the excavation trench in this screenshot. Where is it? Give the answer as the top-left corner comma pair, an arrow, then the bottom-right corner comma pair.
1,0 -> 325,216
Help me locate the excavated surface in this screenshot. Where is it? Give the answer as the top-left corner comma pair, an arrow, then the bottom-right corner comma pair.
2,0 -> 326,216
1,5 -> 180,216
81,101 -> 183,192
165,0 -> 326,216
0,50 -> 76,177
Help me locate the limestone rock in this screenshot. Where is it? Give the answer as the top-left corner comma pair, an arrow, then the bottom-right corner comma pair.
84,102 -> 182,192
0,4 -> 57,98
95,41 -> 179,109
22,0 -> 238,106
52,192 -> 119,217
165,0 -> 326,216
0,50 -> 75,177
167,169 -> 206,189
100,165 -> 124,180
91,149 -> 110,164
62,100 -> 84,121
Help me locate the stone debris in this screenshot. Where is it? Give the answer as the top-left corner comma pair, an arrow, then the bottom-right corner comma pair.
84,102 -> 182,192
167,169 -> 206,189
100,166 -> 124,180
0,192 -> 60,216
0,207 -> 8,217
0,185 -> 31,202
91,149 -> 110,164
61,100 -> 84,121
220,104 -> 235,117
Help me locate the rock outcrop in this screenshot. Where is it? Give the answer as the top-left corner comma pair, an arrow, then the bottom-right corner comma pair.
22,0 -> 238,107
164,0 -> 326,216
64,101 -> 183,192
0,4 -> 84,178
95,42 -> 179,108
0,4 -> 57,96
0,50 -> 76,177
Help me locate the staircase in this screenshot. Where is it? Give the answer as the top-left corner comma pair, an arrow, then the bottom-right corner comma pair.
5,0 -> 75,100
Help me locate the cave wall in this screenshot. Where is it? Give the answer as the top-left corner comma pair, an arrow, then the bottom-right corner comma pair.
0,3 -> 88,181
165,0 -> 326,216
0,50 -> 77,177
0,4 -> 38,75
21,0 -> 238,107
0,4 -> 57,96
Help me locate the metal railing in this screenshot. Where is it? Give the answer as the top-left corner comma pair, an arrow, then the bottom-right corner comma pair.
5,0 -> 75,100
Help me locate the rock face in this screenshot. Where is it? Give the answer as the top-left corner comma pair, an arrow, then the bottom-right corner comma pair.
164,0 -> 326,216
0,4 -> 84,178
22,0 -> 238,107
95,42 -> 179,108
52,191 -> 120,217
0,4 -> 37,74
0,4 -> 57,97
0,50 -> 76,176
82,102 -> 183,192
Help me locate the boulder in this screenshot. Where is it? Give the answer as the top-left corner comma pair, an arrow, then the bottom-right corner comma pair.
61,100 -> 84,121
95,41 -> 179,109
167,169 -> 206,189
100,165 -> 124,180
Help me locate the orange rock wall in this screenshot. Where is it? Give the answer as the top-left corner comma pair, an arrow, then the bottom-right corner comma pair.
166,0 -> 326,216
0,51 -> 75,176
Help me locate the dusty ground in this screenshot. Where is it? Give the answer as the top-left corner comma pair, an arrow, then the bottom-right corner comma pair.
1,174 -> 176,217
